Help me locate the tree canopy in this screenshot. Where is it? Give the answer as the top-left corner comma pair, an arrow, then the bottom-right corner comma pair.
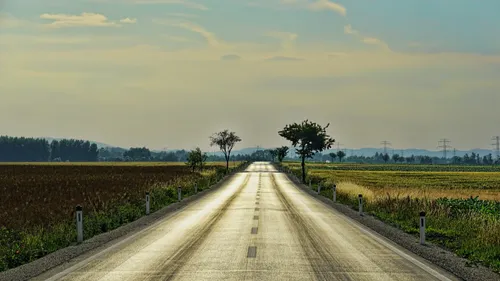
278,120 -> 335,182
209,130 -> 241,173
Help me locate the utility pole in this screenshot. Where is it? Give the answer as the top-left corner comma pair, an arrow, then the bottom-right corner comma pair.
336,142 -> 344,152
492,136 -> 500,160
380,141 -> 391,155
453,148 -> 457,158
437,138 -> 452,159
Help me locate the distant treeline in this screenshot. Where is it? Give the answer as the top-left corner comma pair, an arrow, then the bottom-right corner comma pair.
0,136 -> 98,162
1,135 -> 498,164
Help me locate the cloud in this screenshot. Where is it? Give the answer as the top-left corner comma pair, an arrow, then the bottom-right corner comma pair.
221,54 -> 242,61
40,13 -> 120,28
132,0 -> 208,10
344,24 -> 358,35
363,37 -> 389,49
120,18 -> 137,24
344,24 -> 391,52
273,0 -> 346,16
265,56 -> 304,61
308,0 -> 346,16
171,21 -> 221,47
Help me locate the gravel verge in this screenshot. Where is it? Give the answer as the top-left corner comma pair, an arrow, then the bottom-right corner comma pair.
0,164 -> 250,281
279,166 -> 500,281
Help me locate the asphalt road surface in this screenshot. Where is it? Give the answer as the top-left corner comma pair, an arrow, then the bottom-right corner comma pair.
33,162 -> 459,281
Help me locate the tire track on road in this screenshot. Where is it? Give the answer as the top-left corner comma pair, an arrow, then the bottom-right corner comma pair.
270,174 -> 352,281
147,173 -> 251,281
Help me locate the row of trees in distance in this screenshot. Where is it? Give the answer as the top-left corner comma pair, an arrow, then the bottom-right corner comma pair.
0,136 -> 98,162
1,134 -> 498,166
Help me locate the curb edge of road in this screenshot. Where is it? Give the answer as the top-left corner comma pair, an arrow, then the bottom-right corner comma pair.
0,163 -> 251,281
276,165 -> 500,281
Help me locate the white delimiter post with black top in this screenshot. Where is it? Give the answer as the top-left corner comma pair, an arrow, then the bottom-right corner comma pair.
420,211 -> 426,245
145,192 -> 150,215
76,205 -> 83,243
177,186 -> 182,202
332,184 -> 337,202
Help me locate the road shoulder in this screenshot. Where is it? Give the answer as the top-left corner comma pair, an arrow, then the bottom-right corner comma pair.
278,167 -> 500,281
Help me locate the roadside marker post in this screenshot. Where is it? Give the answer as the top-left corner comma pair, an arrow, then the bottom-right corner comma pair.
76,205 -> 83,243
358,194 -> 363,216
317,183 -> 321,194
177,186 -> 182,202
145,192 -> 150,215
420,212 -> 426,245
195,183 -> 198,194
309,179 -> 311,189
332,184 -> 337,202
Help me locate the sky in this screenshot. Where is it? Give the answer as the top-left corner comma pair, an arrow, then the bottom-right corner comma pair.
1,0 -> 499,151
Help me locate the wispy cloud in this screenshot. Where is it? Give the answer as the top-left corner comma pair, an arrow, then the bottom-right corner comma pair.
172,21 -> 221,47
273,0 -> 346,16
40,13 -> 120,28
120,17 -> 137,24
363,37 -> 389,49
344,24 -> 358,35
132,0 -> 208,10
344,24 -> 391,52
308,0 -> 346,16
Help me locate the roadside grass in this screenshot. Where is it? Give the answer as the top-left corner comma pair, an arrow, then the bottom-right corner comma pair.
0,161 -> 249,272
282,163 -> 500,273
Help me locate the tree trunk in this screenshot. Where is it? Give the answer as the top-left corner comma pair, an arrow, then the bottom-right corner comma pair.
226,156 -> 229,174
301,156 -> 306,183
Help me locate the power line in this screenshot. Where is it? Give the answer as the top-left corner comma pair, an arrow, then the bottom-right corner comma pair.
492,136 -> 500,160
437,138 -> 452,159
380,141 -> 391,155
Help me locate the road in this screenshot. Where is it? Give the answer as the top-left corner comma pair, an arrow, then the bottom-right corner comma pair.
34,162 -> 458,281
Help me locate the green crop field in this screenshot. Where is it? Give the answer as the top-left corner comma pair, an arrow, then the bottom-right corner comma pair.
281,162 -> 500,272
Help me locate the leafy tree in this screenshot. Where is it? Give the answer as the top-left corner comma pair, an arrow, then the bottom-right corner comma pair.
209,130 -> 242,173
392,154 -> 400,163
123,147 -> 151,161
337,150 -> 346,162
186,147 -> 207,172
276,146 -> 289,162
278,120 -> 335,183
329,152 -> 337,162
420,155 -> 433,164
382,153 -> 390,163
268,149 -> 278,162
186,148 -> 201,172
